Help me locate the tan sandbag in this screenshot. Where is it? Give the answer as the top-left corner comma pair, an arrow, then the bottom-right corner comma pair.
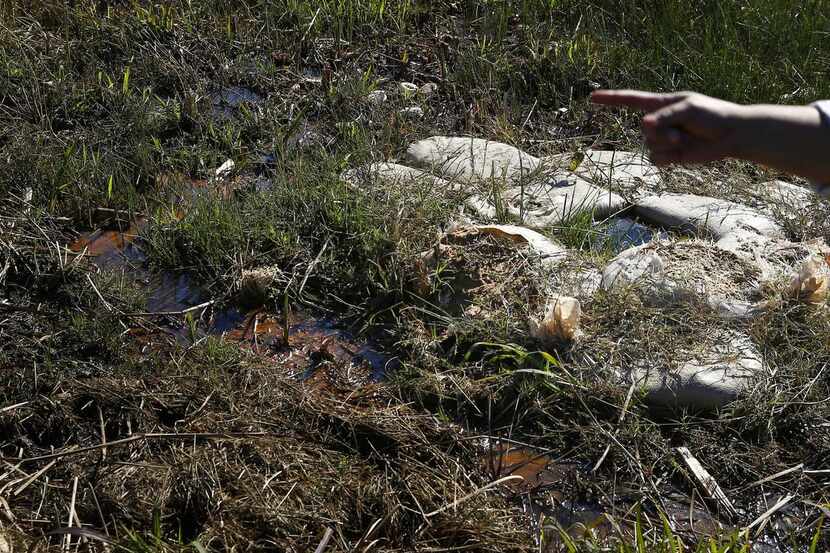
405,137 -> 626,227
239,265 -> 284,306
530,295 -> 581,344
785,254 -> 830,304
442,224 -> 567,265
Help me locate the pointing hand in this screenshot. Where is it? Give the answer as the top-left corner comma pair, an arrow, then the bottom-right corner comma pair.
591,90 -> 748,166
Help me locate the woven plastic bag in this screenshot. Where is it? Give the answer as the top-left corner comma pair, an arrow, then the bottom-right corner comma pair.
785,254 -> 830,304
530,295 -> 582,344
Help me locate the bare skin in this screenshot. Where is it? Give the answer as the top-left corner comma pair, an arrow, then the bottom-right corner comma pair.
591,90 -> 830,184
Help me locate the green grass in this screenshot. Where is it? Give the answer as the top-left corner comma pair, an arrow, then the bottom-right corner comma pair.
2,1 -> 830,552
3,1 -> 828,220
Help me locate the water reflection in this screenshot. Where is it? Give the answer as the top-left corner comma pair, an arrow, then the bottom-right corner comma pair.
209,86 -> 262,121
596,216 -> 666,253
69,217 -> 396,385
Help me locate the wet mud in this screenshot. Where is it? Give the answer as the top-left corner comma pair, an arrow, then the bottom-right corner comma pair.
68,208 -> 817,552
485,445 -> 819,552
69,215 -> 396,389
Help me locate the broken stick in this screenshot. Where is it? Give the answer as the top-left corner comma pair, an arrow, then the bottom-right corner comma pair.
676,446 -> 738,522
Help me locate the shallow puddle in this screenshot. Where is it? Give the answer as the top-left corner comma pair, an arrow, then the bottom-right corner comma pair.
70,218 -> 146,268
485,445 -> 580,493
485,445 -> 815,552
146,272 -> 206,314
595,216 -> 666,253
485,445 -> 617,548
69,217 -> 396,386
210,86 -> 262,120
224,310 -> 396,385
70,218 -> 202,315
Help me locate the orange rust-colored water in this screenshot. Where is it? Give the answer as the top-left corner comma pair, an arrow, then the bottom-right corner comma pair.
485,446 -> 577,493
69,217 -> 146,258
69,216 -> 394,388
224,310 -> 390,390
484,446 -> 615,546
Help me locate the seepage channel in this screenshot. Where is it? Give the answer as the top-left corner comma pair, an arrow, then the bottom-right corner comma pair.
69,216 -> 397,387
485,443 -> 819,552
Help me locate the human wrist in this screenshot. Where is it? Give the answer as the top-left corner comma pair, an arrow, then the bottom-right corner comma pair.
724,104 -> 763,160
728,104 -> 821,161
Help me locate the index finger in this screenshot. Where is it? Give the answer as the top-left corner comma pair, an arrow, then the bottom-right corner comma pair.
591,89 -> 687,112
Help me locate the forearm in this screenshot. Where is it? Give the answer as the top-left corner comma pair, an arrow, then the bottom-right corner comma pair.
732,104 -> 830,184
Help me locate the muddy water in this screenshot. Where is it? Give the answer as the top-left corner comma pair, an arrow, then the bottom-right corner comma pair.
71,218 -> 146,267
70,218 -> 204,314
224,310 -> 396,384
486,445 -> 812,552
485,445 -> 614,547
69,218 -> 396,386
71,215 -> 812,550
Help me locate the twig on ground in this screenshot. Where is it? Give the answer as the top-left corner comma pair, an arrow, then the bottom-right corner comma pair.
353,515 -> 390,552
0,401 -> 29,414
676,447 -> 739,522
313,527 -> 334,553
276,482 -> 298,510
744,494 -> 795,537
86,273 -> 113,312
301,8 -> 321,42
122,299 -> 215,317
13,457 -> 59,496
593,379 -> 636,473
741,463 -> 804,491
64,476 -> 79,551
424,475 -> 523,518
97,406 -> 107,461
298,238 -> 330,298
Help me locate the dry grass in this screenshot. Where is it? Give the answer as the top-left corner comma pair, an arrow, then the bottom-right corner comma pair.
3,2 -> 830,552
1,304 -> 532,551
